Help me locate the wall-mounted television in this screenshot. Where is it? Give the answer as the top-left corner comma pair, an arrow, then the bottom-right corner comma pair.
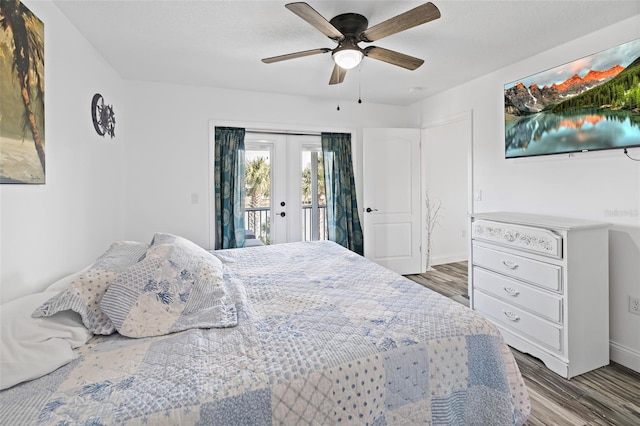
504,38 -> 640,159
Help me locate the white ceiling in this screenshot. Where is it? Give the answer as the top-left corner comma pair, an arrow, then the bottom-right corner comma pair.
52,0 -> 640,106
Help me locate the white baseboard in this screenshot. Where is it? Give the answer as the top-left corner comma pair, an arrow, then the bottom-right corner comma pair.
431,254 -> 467,266
610,341 -> 640,373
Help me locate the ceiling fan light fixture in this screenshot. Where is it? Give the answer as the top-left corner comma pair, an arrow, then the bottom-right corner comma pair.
332,48 -> 363,70
263,2 -> 441,84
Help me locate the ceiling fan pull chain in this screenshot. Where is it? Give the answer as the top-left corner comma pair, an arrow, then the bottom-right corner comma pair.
337,69 -> 341,111
358,64 -> 362,104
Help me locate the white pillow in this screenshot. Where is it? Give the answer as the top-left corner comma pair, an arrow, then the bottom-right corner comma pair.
0,291 -> 93,390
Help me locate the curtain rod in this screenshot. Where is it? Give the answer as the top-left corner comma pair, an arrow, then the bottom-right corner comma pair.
245,129 -> 322,137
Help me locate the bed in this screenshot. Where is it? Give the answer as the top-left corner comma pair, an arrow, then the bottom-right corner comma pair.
0,236 -> 530,425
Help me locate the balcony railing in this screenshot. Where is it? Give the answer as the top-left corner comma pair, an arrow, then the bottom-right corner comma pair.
245,205 -> 328,244
245,207 -> 271,244
302,204 -> 329,242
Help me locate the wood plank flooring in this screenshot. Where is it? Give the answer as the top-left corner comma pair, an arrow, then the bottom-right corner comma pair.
405,262 -> 640,426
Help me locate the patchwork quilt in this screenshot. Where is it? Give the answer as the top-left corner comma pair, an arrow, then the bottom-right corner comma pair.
0,241 -> 530,425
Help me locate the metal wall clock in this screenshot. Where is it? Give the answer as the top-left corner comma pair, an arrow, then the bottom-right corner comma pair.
91,93 -> 116,138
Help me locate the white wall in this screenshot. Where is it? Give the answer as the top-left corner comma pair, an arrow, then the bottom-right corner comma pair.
411,15 -> 640,371
422,112 -> 472,266
122,80 -> 412,248
0,0 -> 126,303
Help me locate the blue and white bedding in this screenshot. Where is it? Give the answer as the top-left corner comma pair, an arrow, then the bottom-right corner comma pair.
0,240 -> 530,425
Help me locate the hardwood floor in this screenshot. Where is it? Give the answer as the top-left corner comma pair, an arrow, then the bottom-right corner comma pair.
405,262 -> 640,426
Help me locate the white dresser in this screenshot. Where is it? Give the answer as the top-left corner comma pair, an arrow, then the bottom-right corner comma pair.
469,212 -> 610,379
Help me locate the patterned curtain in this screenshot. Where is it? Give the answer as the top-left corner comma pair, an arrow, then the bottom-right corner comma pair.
214,127 -> 246,249
321,132 -> 364,255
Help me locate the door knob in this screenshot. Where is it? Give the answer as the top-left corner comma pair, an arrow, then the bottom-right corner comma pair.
365,207 -> 378,213
278,212 -> 286,217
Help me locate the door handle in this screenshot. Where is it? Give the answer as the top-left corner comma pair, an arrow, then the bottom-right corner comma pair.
365,207 -> 378,213
278,212 -> 286,217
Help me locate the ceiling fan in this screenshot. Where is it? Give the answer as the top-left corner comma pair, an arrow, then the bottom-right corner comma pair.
262,2 -> 441,85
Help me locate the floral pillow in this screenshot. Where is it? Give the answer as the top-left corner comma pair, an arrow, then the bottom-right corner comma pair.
32,241 -> 149,335
99,234 -> 237,338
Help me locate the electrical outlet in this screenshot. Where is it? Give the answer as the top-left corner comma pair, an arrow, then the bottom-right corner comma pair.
630,296 -> 640,316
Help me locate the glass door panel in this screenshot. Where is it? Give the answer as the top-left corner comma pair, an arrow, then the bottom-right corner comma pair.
244,133 -> 289,245
244,147 -> 272,245
301,146 -> 327,241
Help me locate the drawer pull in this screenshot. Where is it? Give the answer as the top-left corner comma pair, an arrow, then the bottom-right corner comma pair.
502,286 -> 520,297
503,310 -> 520,322
502,260 -> 519,269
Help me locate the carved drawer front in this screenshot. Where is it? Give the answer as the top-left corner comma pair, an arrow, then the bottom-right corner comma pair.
474,291 -> 562,351
472,220 -> 563,258
473,267 -> 562,323
472,244 -> 562,292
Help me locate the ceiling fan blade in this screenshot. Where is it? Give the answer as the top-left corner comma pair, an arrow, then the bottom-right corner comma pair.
262,48 -> 331,64
329,64 -> 347,85
364,46 -> 424,70
360,2 -> 441,42
286,2 -> 344,41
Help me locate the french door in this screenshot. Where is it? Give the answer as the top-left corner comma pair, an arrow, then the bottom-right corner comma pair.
243,132 -> 325,245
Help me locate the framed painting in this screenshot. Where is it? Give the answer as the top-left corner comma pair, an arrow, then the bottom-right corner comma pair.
0,1 -> 45,184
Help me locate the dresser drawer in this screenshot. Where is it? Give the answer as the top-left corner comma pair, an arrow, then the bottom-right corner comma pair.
472,244 -> 562,292
474,291 -> 562,351
473,267 -> 562,323
472,219 -> 563,258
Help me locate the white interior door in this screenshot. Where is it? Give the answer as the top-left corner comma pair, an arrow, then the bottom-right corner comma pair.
362,128 -> 422,274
